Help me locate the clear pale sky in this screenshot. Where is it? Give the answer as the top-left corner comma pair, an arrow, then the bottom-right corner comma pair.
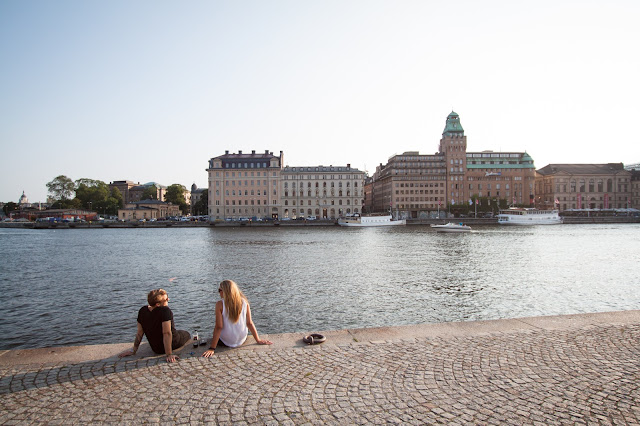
1,0 -> 638,203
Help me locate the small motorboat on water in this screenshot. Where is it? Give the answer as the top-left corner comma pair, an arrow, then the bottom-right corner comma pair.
430,222 -> 472,233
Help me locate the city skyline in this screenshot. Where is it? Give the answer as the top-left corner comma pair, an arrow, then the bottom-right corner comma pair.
2,0 -> 639,203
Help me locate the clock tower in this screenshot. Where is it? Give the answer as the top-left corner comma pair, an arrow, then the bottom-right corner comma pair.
439,111 -> 467,207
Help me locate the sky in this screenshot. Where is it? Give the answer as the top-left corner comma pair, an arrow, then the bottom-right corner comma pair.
1,0 -> 639,203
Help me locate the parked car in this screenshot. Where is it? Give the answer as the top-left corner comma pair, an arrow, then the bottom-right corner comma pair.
307,216 -> 317,220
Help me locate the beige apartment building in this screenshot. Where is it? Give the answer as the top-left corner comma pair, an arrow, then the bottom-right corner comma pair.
365,111 -> 535,218
281,165 -> 365,219
206,150 -> 365,220
207,150 -> 283,220
535,163 -> 632,211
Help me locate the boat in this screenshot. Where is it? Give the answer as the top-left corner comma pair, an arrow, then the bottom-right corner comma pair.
497,208 -> 563,225
337,214 -> 406,227
430,222 -> 472,233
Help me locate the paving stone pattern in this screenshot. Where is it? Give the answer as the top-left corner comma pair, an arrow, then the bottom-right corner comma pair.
1,323 -> 639,424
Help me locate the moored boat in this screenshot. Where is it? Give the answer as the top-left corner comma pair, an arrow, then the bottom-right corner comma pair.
338,214 -> 406,227
430,222 -> 472,233
497,208 -> 563,225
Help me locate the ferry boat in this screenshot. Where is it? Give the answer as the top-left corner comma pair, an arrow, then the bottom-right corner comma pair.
338,214 -> 406,227
430,222 -> 472,233
497,208 -> 563,225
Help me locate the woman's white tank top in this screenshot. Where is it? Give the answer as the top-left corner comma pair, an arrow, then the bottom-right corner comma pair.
220,299 -> 248,347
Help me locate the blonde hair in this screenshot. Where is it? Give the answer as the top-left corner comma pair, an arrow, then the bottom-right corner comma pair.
219,280 -> 247,323
147,288 -> 167,306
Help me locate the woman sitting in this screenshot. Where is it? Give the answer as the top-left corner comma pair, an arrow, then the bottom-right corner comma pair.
202,279 -> 272,357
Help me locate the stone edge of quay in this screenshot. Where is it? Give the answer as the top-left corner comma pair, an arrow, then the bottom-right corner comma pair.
1,310 -> 638,367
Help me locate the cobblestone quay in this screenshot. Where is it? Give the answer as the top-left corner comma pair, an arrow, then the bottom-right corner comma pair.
1,311 -> 638,424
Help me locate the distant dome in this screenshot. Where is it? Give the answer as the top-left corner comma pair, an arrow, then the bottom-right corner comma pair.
18,191 -> 29,205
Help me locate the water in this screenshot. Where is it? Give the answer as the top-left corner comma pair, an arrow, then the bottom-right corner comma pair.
1,224 -> 639,350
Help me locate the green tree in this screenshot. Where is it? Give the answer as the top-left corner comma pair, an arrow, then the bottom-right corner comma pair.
51,198 -> 82,209
3,202 -> 18,216
74,179 -> 110,210
141,185 -> 158,200
96,188 -> 124,216
46,175 -> 75,201
165,184 -> 188,214
193,191 -> 208,215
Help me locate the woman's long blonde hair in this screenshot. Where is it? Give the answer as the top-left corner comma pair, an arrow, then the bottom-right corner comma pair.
219,280 -> 247,323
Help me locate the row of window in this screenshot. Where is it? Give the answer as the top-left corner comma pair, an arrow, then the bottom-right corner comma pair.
396,183 -> 445,188
283,200 -> 357,206
222,190 -> 268,196
549,182 -> 628,193
283,174 -> 361,179
218,180 -> 277,187
284,181 -> 358,188
283,190 -> 360,197
396,190 -> 445,195
224,162 -> 270,169
395,198 -> 444,202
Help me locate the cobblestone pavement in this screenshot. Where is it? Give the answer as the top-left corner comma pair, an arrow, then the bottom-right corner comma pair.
1,319 -> 639,424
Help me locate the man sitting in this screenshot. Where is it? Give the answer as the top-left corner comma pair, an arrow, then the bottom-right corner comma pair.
119,289 -> 190,362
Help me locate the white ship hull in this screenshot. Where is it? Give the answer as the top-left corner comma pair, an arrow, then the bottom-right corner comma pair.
497,208 -> 563,225
338,215 -> 406,227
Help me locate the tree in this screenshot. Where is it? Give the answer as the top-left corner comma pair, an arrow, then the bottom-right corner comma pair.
141,185 -> 158,200
3,202 -> 18,216
74,179 -> 110,210
97,188 -> 124,216
193,191 -> 208,216
46,175 -> 75,201
165,184 -> 188,214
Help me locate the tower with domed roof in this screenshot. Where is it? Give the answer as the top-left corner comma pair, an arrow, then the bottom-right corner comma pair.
439,111 -> 468,206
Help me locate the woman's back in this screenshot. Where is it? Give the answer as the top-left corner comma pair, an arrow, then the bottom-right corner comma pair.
219,299 -> 248,347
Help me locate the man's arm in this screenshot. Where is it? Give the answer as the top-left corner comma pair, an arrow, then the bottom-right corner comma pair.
119,322 -> 144,358
162,320 -> 177,362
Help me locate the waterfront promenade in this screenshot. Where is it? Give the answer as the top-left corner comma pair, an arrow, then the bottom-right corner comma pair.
1,310 -> 638,424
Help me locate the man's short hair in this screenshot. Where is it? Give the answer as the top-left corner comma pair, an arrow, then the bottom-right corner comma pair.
147,289 -> 167,306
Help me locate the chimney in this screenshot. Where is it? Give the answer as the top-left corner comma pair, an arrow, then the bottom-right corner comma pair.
238,150 -> 242,154
225,150 -> 229,155
347,163 -> 351,168
252,150 -> 255,154
265,150 -> 269,154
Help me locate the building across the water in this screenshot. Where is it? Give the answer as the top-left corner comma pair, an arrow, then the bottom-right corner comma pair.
206,150 -> 366,220
535,163 -> 633,211
281,165 -> 365,219
117,200 -> 180,221
109,181 -> 167,204
364,111 -> 536,218
206,150 -> 283,221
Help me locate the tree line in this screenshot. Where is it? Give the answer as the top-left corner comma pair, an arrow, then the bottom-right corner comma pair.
46,175 -> 124,215
45,175 -> 207,216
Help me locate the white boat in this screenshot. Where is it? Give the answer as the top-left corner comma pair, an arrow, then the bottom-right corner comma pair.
497,208 -> 563,225
430,222 -> 472,233
338,214 -> 406,227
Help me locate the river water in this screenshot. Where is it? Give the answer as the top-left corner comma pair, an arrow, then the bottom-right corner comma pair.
1,224 -> 639,350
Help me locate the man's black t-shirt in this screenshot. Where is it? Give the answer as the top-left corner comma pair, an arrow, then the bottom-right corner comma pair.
137,305 -> 176,354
